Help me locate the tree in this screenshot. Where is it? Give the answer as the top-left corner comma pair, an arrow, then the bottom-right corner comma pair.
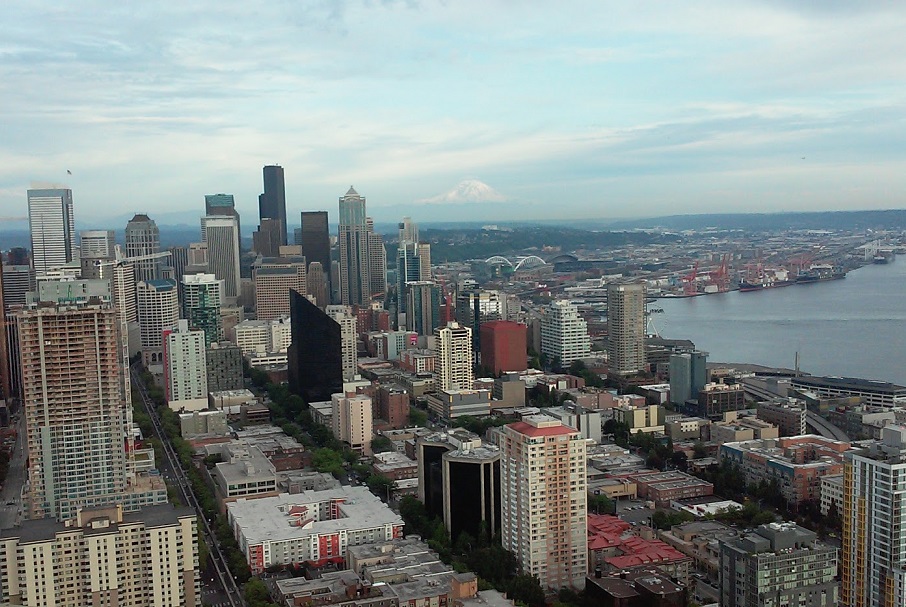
371,435 -> 394,453
506,574 -> 546,607
366,473 -> 395,499
588,492 -> 615,514
311,448 -> 344,476
410,407 -> 428,427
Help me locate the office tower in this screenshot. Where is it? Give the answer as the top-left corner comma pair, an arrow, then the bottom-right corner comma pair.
136,279 -> 180,367
181,273 -> 223,346
0,259 -> 8,400
125,213 -> 162,282
398,216 -> 419,243
500,415 -> 587,589
326,305 -> 358,381
417,242 -> 432,280
252,217 -> 283,257
480,321 -> 527,375
443,443 -> 501,542
205,192 -> 240,235
540,300 -> 591,367
99,257 -> 140,357
27,188 -> 76,275
338,186 -> 371,306
299,211 -> 331,288
397,242 -> 422,315
253,256 -> 307,321
331,393 -> 373,455
670,351 -> 708,406
18,280 -> 166,521
205,342 -> 243,392
307,261 -> 329,308
456,289 -> 505,356
163,319 -> 208,403
78,230 -> 116,260
367,219 -> 387,299
204,215 -> 240,300
288,290 -> 343,402
167,245 -> 188,281
1,264 -> 35,312
187,242 -> 208,268
405,281 -> 441,336
606,283 -> 646,375
259,165 -> 287,246
841,425 -> 906,607
720,523 -> 838,607
0,504 -> 200,607
6,247 -> 29,266
330,260 -> 341,303
434,322 -> 473,391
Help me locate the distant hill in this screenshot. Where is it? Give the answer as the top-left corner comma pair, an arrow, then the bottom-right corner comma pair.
607,209 -> 906,231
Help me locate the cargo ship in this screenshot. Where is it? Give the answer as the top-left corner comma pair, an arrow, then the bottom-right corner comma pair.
795,264 -> 846,283
738,268 -> 796,292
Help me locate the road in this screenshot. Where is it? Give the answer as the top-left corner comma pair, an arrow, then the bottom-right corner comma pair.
740,380 -> 850,441
131,365 -> 246,607
0,415 -> 26,529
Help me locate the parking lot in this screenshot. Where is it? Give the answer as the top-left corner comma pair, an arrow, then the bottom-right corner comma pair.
615,499 -> 656,525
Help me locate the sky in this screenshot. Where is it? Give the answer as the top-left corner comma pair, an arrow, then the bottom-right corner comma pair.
2,1 -> 906,225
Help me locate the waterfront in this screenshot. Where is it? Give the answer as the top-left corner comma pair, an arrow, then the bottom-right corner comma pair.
656,259 -> 906,385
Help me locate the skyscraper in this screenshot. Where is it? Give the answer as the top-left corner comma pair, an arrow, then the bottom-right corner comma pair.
136,279 -> 180,367
259,165 -> 287,246
167,245 -> 189,281
18,280 -> 166,521
252,217 -> 283,257
288,290 -> 343,402
27,188 -> 75,276
78,230 -> 116,260
205,193 -> 240,235
326,305 -> 358,382
181,273 -> 223,346
0,258 -> 9,401
306,261 -> 329,309
338,186 -> 371,306
204,215 -> 241,300
434,322 -> 473,391
367,218 -> 387,299
606,283 -> 647,375
500,415 -> 587,589
163,319 -> 208,404
299,211 -> 331,293
397,242 -> 422,315
253,256 -> 307,321
670,350 -> 708,406
125,213 -> 163,282
456,289 -> 505,356
540,299 -> 591,367
841,425 -> 906,607
405,281 -> 441,336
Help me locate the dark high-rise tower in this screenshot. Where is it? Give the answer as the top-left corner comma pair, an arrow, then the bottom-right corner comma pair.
287,290 -> 343,402
299,211 -> 331,303
259,165 -> 287,246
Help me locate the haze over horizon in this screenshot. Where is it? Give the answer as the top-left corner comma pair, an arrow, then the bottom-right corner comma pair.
4,1 -> 906,223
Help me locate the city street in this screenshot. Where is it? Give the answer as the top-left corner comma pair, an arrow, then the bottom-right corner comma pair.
0,415 -> 26,529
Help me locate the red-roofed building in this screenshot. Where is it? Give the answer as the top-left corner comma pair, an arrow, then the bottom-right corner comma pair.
587,514 -> 691,586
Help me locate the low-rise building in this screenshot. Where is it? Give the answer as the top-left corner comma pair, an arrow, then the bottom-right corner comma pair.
179,409 -> 230,439
819,473 -> 844,516
658,520 -> 740,582
585,568 -> 687,606
719,435 -> 852,506
614,403 -> 664,434
686,383 -> 746,420
827,404 -> 899,440
372,451 -> 418,482
210,442 -> 278,503
710,412 -> 779,443
426,389 -> 491,421
625,471 -> 714,508
541,402 -> 602,443
587,514 -> 692,585
757,398 -> 808,436
665,416 -> 709,441
227,488 -> 404,573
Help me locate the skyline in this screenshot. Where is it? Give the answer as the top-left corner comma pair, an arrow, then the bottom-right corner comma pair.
4,2 -> 906,222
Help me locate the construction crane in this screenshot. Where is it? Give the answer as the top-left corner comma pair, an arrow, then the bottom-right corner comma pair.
681,262 -> 699,296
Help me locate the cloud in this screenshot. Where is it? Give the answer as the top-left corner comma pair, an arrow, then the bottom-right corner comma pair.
417,180 -> 508,205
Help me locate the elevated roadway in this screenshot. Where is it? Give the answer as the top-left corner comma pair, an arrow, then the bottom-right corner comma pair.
740,380 -> 850,442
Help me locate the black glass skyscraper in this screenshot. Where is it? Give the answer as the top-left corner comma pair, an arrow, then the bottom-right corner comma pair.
259,165 -> 287,246
299,211 -> 331,297
287,290 -> 342,402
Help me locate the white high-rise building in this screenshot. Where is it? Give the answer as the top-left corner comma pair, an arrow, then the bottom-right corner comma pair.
136,279 -> 180,368
841,425 -> 906,607
0,504 -> 199,607
434,322 -> 473,391
125,214 -> 162,282
234,317 -> 292,356
540,300 -> 591,367
203,216 -> 241,300
164,320 -> 208,405
331,393 -> 373,455
326,305 -> 358,381
606,283 -> 646,375
27,188 -> 76,276
500,415 -> 587,590
78,230 -> 116,259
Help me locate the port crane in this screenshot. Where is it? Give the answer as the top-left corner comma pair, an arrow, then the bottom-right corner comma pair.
681,262 -> 699,296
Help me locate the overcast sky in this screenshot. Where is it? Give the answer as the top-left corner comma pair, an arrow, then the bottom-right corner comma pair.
3,1 -> 906,224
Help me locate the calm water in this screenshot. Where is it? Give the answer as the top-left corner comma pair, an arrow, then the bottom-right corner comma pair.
655,259 -> 906,385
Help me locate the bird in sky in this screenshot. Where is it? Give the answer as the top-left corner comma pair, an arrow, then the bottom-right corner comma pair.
66,169 -> 72,175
